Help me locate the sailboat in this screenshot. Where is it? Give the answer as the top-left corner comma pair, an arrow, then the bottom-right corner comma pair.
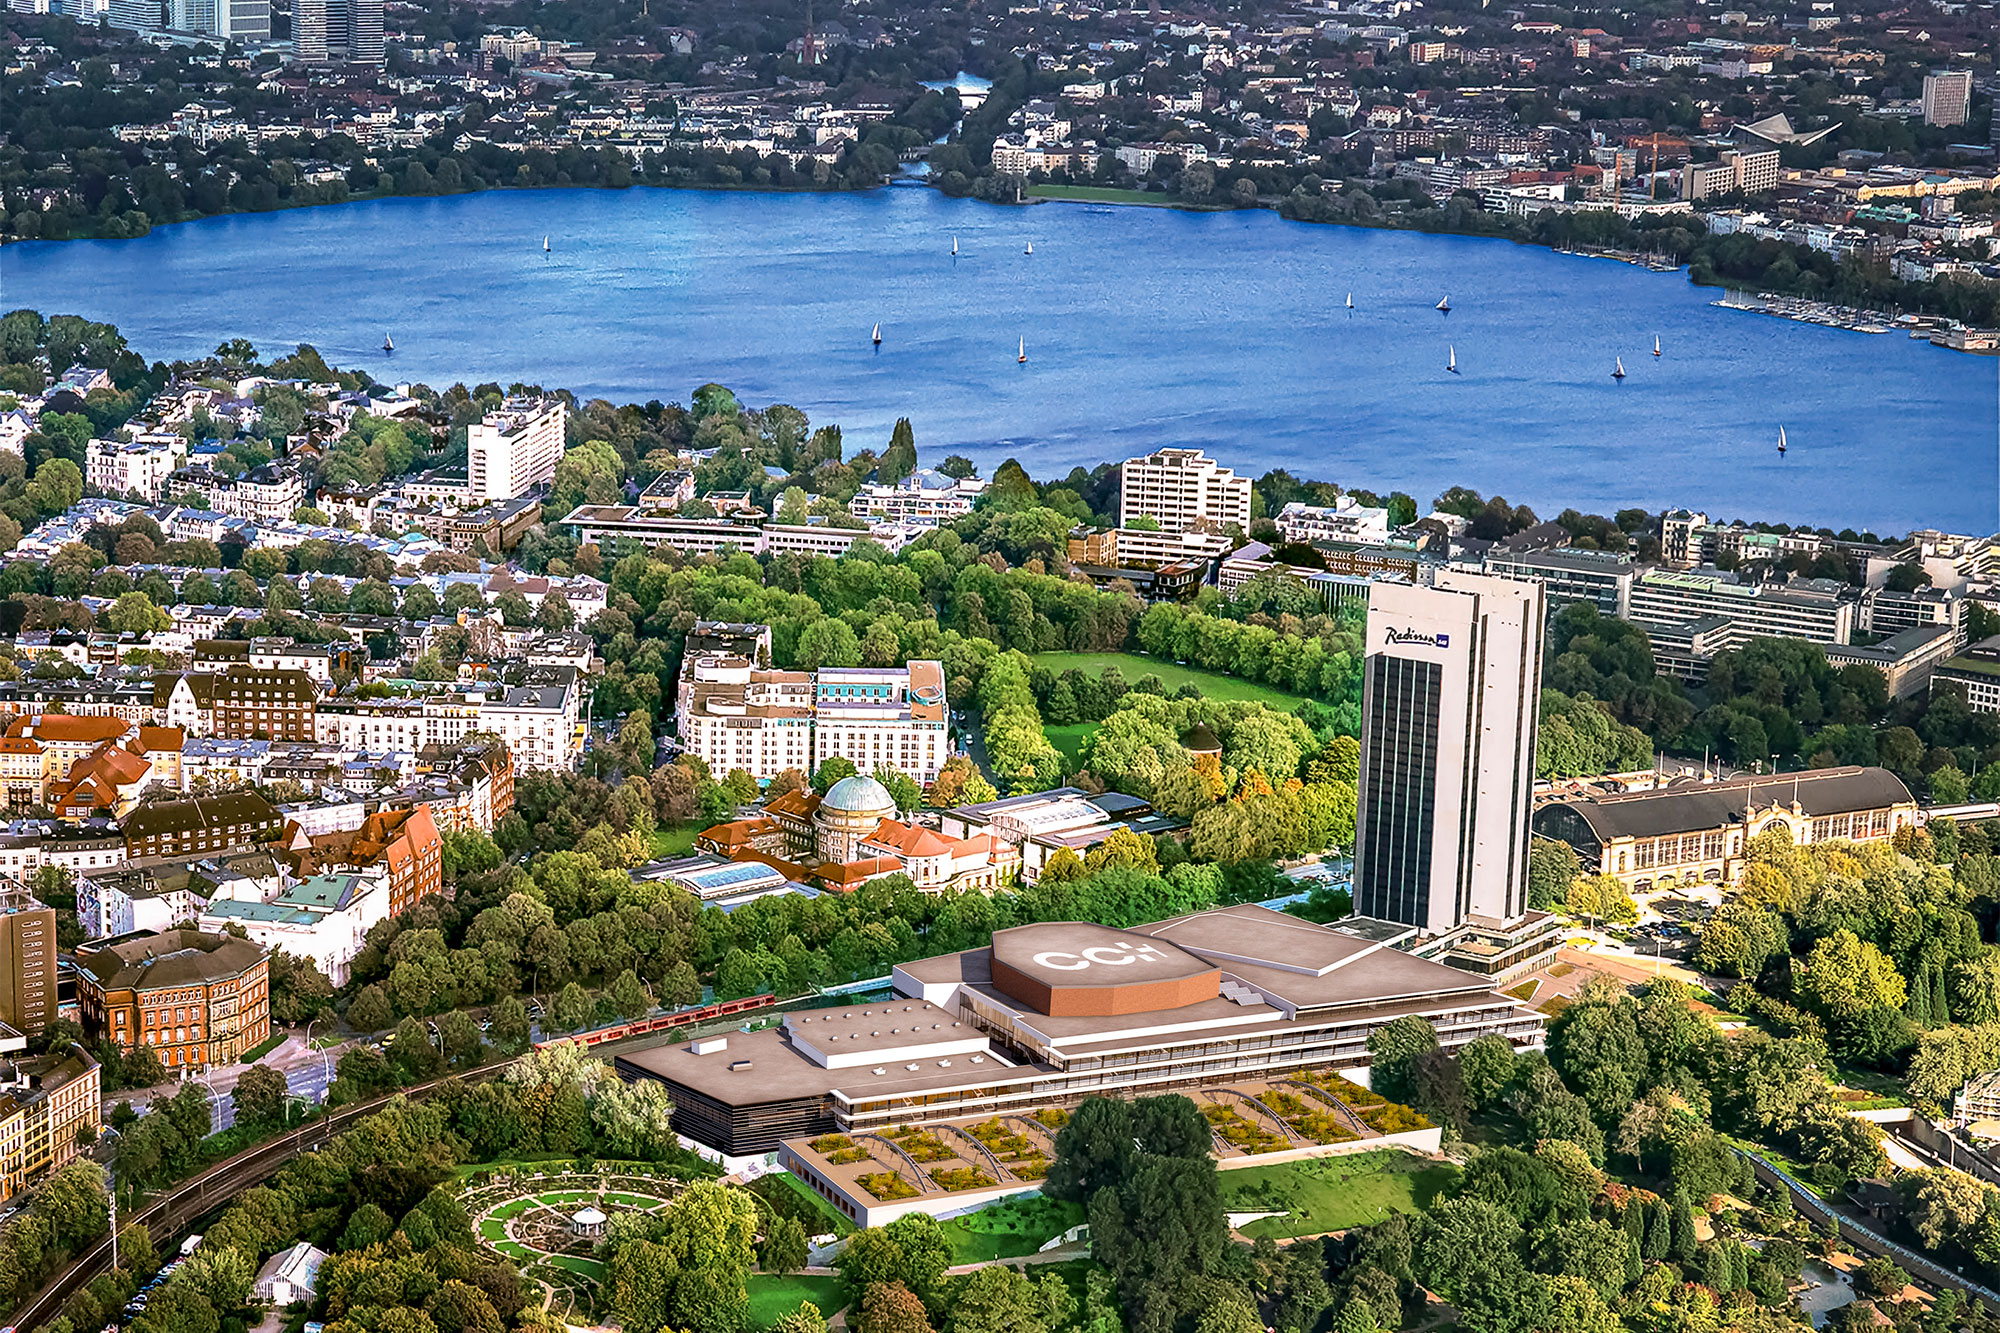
1612,356 -> 1626,381
1017,338 -> 1027,364
1652,335 -> 1662,358
1025,240 -> 1033,255
543,235 -> 550,253
952,236 -> 959,257
1777,426 -> 1788,457
1345,292 -> 1354,313
871,323 -> 881,347
1447,346 -> 1459,374
1436,295 -> 1451,314
382,332 -> 394,353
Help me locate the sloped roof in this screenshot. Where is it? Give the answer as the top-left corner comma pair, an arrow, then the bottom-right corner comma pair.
1547,766 -> 1913,843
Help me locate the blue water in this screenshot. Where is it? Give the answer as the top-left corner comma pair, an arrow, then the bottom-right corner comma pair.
3,186 -> 1991,533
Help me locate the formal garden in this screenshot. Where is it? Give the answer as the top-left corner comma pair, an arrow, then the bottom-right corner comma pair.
464,1167 -> 688,1323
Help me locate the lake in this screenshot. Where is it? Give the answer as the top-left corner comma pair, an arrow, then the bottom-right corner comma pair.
3,185 -> 1991,533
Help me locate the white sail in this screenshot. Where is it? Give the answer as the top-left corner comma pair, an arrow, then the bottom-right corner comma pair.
871,323 -> 881,343
543,235 -> 550,251
1017,338 -> 1026,363
1346,292 -> 1353,309
1448,346 -> 1456,370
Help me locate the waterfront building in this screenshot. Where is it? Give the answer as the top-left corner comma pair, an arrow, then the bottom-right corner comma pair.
0,1049 -> 100,1206
75,928 -> 270,1071
466,397 -> 565,504
1354,572 -> 1544,937
1483,546 -> 1634,620
617,903 -> 1546,1155
1924,70 -> 1973,127
1117,448 -> 1252,533
1275,498 -> 1391,546
1533,766 -> 1917,893
850,471 -> 988,523
1628,568 -> 1858,650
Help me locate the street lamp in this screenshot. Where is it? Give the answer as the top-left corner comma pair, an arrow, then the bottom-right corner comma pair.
304,1018 -> 333,1086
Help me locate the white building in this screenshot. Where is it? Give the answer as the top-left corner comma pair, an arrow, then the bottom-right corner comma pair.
1118,448 -> 1252,533
849,470 -> 989,523
253,1242 -> 328,1307
1275,497 -> 1391,545
87,434 -> 186,503
467,397 -> 566,504
1923,69 -> 1972,127
811,663 -> 950,785
677,656 -> 949,784
199,871 -> 388,986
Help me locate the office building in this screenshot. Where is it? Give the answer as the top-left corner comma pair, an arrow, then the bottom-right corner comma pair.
1934,634 -> 2000,713
105,0 -> 163,29
467,398 -> 565,503
1353,571 -> 1544,936
617,902 -> 1546,1156
1823,625 -> 1958,699
0,891 -> 55,1040
1117,448 -> 1252,532
1534,767 -> 1917,893
1680,148 -> 1779,200
218,0 -> 267,39
274,803 -> 443,919
1629,569 -> 1858,648
1924,70 -> 1973,127
75,928 -> 270,1071
0,1050 -> 100,1206
1484,546 -> 1634,620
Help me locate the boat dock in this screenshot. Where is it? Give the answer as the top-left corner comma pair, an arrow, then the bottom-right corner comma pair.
1711,291 -> 1894,335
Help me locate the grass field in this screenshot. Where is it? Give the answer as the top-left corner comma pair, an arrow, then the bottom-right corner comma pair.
1030,653 -> 1313,711
1045,722 -> 1092,763
1028,184 -> 1187,207
746,1273 -> 846,1328
939,1195 -> 1086,1264
1218,1150 -> 1459,1240
649,822 -> 703,860
765,1168 -> 858,1236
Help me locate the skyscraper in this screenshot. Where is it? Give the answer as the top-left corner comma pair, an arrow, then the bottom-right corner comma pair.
346,0 -> 383,64
1923,70 -> 1972,128
291,0 -> 329,59
292,0 -> 380,64
1353,571 -> 1544,936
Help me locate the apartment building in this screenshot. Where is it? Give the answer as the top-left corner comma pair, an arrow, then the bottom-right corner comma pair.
0,1050 -> 100,1206
120,790 -> 283,861
1923,69 -> 1972,127
87,434 -> 186,502
466,397 -> 566,503
1117,448 -> 1252,532
209,666 -> 319,742
1065,526 -> 1234,568
76,928 -> 269,1071
0,891 -> 56,1040
1274,497 -> 1391,546
850,471 -> 989,523
275,803 -> 443,918
479,673 -> 584,774
1680,148 -> 1780,200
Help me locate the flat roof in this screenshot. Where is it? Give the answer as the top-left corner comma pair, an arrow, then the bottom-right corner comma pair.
990,922 -> 1215,993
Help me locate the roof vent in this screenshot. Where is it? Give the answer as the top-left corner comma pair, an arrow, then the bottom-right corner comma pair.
938,1060 -> 951,1068
727,1059 -> 753,1072
905,1063 -> 920,1072
970,1054 -> 985,1064
872,1067 -> 886,1076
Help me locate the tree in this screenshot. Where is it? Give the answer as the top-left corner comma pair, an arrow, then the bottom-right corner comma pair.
947,1264 -> 1055,1333
812,757 -> 859,793
1527,838 -> 1581,911
232,1064 -> 287,1127
856,1282 -> 933,1333
1798,930 -> 1907,1021
552,981 -> 593,1032
347,984 -> 393,1032
1365,1016 -> 1440,1106
1458,1032 -> 1519,1111
106,591 -> 168,635
762,1214 -> 809,1276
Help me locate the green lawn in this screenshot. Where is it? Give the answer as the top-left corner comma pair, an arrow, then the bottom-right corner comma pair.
1045,722 -> 1092,763
546,1254 -> 605,1280
761,1169 -> 857,1237
1030,653 -> 1313,710
746,1273 -> 846,1329
238,1031 -> 286,1063
650,822 -> 703,860
1218,1151 -> 1459,1240
939,1195 -> 1086,1264
1028,184 -> 1215,208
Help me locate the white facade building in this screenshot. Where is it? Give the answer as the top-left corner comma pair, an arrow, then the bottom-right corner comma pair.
676,656 -> 949,784
87,435 -> 187,503
1275,497 -> 1392,545
1118,448 -> 1252,533
467,398 -> 566,504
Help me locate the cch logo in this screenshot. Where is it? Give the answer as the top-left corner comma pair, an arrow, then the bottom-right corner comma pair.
1384,627 -> 1449,649
1031,941 -> 1170,972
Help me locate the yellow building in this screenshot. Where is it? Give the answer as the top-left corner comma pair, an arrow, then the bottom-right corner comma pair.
0,1049 -> 101,1205
1533,766 -> 1918,893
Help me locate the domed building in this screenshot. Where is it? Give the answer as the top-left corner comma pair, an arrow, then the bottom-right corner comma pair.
813,775 -> 898,864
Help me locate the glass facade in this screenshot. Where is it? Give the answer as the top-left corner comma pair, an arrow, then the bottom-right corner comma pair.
1356,656 -> 1441,927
